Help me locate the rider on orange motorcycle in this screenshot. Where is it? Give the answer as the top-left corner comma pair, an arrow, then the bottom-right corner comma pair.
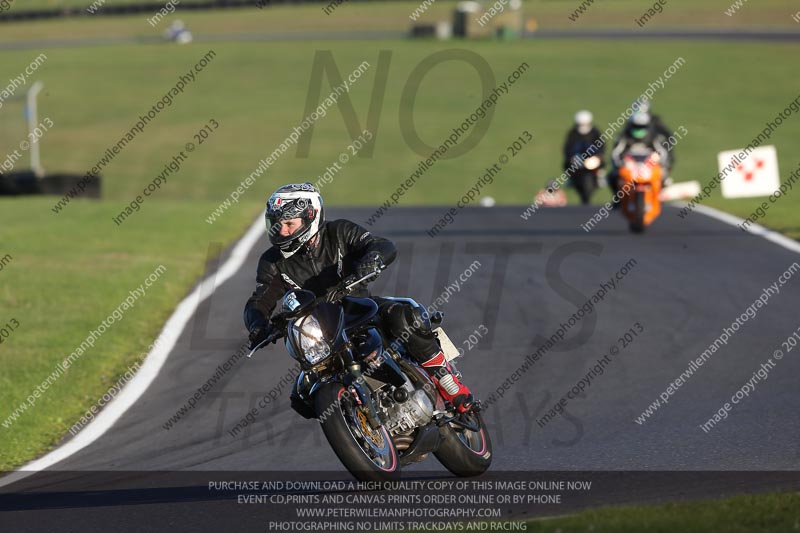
608,111 -> 671,204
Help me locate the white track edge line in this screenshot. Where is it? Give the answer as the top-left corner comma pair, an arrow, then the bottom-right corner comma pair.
689,203 -> 800,255
0,216 -> 264,489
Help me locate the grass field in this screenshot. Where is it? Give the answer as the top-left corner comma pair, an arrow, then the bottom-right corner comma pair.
0,200 -> 257,469
523,491 -> 800,533
0,39 -> 797,209
0,4 -> 799,470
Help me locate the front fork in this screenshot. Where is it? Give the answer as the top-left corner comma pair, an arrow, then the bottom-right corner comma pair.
296,362 -> 383,430
345,363 -> 383,430
340,336 -> 384,430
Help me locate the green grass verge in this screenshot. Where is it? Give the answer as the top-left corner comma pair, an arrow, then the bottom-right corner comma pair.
523,491 -> 800,533
0,199 -> 258,470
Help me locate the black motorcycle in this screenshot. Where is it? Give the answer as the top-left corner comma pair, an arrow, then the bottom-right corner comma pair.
249,271 -> 492,481
569,153 -> 603,205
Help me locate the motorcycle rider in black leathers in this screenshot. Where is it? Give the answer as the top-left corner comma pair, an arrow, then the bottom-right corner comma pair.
633,98 -> 673,147
244,183 -> 475,419
562,110 -> 605,176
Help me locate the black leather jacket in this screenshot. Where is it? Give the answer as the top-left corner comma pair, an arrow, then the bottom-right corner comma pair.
243,219 -> 397,332
562,125 -> 605,171
610,124 -> 671,170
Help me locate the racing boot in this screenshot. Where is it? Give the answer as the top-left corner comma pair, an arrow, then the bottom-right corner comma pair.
420,351 -> 474,413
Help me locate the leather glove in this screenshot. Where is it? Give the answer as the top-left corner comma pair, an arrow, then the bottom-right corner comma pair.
354,251 -> 384,279
249,323 -> 277,350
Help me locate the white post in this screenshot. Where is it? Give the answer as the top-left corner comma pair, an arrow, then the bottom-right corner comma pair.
27,81 -> 44,178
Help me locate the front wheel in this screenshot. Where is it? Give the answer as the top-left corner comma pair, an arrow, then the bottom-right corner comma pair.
630,190 -> 646,233
434,410 -> 492,477
574,172 -> 595,205
315,382 -> 400,482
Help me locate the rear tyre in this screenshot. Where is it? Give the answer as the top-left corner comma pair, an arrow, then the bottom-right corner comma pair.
315,382 -> 400,482
434,410 -> 492,477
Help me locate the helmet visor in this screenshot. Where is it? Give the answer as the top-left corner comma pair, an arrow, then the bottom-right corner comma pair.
265,196 -> 317,251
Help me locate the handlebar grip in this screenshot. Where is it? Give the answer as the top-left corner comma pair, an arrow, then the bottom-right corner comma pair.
267,330 -> 284,343
247,330 -> 284,358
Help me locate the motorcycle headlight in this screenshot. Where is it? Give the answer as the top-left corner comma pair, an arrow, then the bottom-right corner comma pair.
584,156 -> 601,170
292,315 -> 331,365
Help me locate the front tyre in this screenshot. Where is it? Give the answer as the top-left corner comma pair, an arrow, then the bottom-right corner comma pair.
315,382 -> 400,482
630,190 -> 646,233
575,171 -> 594,205
629,221 -> 645,233
434,410 -> 492,477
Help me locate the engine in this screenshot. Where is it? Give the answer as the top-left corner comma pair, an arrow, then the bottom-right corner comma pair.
381,382 -> 434,435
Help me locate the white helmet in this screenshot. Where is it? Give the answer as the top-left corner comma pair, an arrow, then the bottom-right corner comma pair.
574,110 -> 593,135
265,182 -> 324,258
631,110 -> 651,127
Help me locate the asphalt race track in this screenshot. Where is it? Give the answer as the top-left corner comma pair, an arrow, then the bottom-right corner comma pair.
3,205 -> 800,529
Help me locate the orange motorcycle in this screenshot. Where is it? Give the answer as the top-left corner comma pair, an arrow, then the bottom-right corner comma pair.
618,147 -> 663,233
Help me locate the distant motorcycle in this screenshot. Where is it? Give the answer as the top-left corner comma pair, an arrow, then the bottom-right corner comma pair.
569,154 -> 603,205
618,146 -> 663,233
249,272 -> 492,482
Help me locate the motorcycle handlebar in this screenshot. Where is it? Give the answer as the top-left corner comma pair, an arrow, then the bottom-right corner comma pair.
318,269 -> 382,305
248,269 -> 382,358
344,270 -> 380,291
247,329 -> 285,358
